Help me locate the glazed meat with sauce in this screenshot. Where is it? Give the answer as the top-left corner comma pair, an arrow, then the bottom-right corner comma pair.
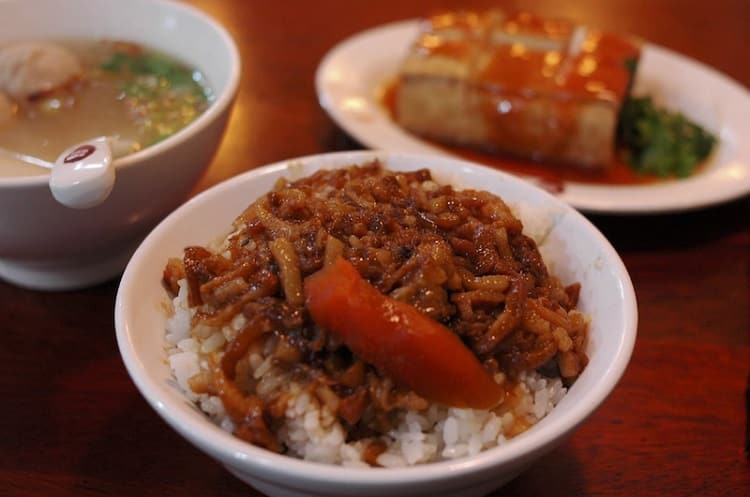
163,162 -> 588,453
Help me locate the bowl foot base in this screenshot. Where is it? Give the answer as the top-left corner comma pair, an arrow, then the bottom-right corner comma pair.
224,464 -> 513,497
0,242 -> 139,291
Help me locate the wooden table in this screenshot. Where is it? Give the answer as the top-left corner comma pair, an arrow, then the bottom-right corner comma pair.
2,1 -> 748,495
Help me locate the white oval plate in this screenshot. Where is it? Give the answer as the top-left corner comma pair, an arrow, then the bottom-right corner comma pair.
315,20 -> 750,214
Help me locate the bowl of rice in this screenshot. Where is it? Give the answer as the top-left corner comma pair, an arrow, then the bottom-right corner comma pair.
115,150 -> 637,497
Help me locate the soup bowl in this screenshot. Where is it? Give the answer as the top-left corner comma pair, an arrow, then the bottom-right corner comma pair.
116,151 -> 638,497
0,0 -> 240,290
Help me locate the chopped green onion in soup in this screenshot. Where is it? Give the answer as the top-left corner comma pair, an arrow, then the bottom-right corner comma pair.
0,39 -> 212,174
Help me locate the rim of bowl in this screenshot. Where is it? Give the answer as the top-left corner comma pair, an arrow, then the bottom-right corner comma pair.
116,150 -> 638,487
0,0 -> 241,188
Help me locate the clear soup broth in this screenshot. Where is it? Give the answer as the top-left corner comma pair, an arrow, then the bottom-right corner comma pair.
0,40 -> 213,177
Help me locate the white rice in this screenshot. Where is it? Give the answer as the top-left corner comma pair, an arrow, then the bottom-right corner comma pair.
164,279 -> 567,467
163,201 -> 569,467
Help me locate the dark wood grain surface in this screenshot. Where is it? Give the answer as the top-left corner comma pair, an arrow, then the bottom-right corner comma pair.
2,1 -> 748,496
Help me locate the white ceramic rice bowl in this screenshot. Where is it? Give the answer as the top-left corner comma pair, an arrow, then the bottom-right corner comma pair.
115,151 -> 638,497
0,0 -> 240,290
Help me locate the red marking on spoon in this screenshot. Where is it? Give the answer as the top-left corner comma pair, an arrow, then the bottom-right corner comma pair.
63,144 -> 96,164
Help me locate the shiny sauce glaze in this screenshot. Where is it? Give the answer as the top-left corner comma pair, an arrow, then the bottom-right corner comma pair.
414,11 -> 639,101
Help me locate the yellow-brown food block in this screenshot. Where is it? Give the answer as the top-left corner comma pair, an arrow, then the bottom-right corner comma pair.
395,10 -> 641,170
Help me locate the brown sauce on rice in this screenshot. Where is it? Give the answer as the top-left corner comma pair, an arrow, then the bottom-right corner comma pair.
163,162 -> 588,458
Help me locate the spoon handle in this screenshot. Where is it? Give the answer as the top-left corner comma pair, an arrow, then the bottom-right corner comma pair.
0,146 -> 53,169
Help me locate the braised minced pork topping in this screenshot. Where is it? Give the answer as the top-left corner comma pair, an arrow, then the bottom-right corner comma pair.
163,162 -> 588,453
